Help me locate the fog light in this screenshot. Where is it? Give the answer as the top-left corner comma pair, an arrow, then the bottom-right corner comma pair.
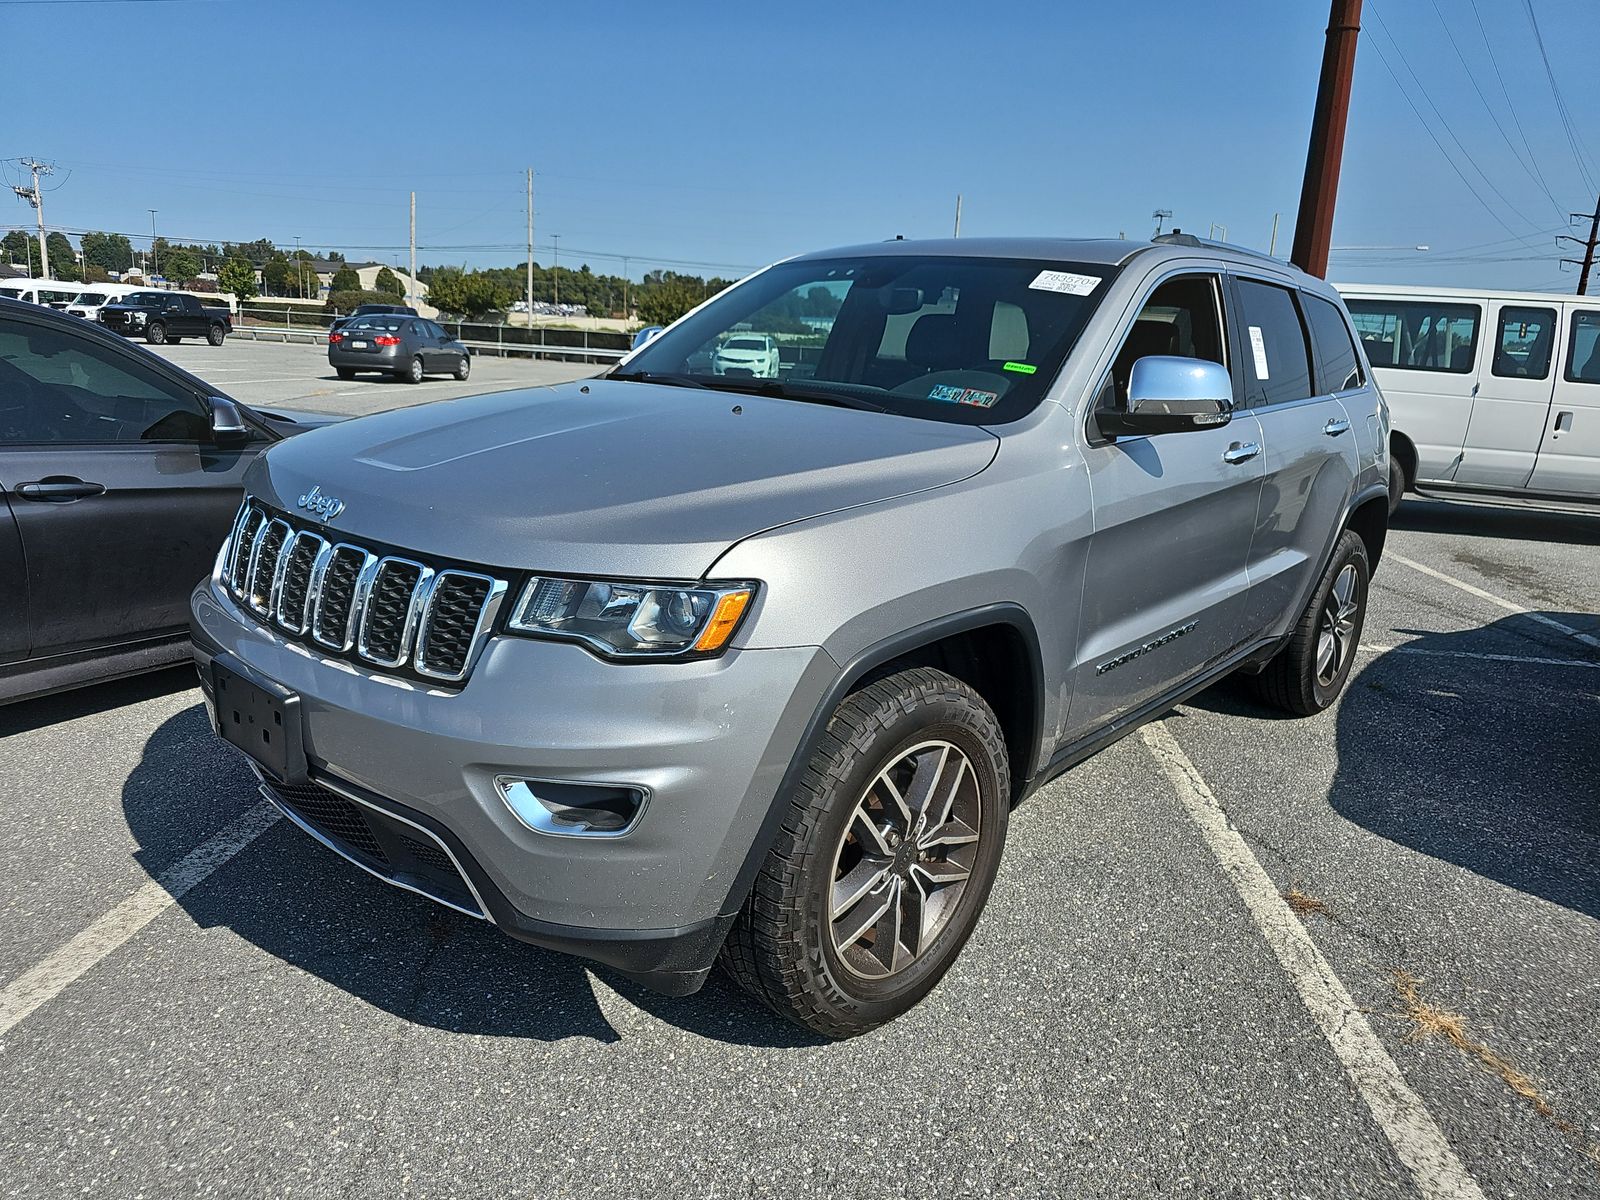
496,778 -> 647,838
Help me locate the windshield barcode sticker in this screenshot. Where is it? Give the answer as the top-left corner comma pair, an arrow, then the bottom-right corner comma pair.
1029,270 -> 1101,296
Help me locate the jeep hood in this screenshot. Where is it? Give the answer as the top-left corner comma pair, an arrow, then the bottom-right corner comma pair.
247,379 -> 999,577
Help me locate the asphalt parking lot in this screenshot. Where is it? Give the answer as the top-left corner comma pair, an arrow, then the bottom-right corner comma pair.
147,337 -> 597,416
1,400 -> 1597,1195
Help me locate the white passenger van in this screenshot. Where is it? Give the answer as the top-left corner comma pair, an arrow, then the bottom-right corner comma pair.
64,282 -> 137,319
1336,283 -> 1600,508
0,278 -> 90,311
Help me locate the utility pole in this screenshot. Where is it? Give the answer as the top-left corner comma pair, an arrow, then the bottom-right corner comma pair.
526,167 -> 534,321
11,159 -> 54,278
622,255 -> 630,317
953,194 -> 963,238
1291,0 -> 1362,278
552,234 -> 560,308
149,209 -> 159,280
409,191 -> 417,308
1557,195 -> 1600,295
294,234 -> 302,297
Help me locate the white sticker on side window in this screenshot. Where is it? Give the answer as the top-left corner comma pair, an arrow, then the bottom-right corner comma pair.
1248,325 -> 1271,380
1029,270 -> 1101,296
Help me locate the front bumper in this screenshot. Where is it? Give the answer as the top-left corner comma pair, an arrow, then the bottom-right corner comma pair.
190,576 -> 835,993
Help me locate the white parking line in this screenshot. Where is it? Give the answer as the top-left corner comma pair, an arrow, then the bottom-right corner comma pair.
1358,643 -> 1600,670
1388,552 -> 1600,650
1140,722 -> 1487,1200
0,805 -> 279,1038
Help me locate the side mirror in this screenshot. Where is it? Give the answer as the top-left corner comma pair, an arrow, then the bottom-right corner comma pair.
208,396 -> 251,445
631,325 -> 664,350
1096,356 -> 1234,438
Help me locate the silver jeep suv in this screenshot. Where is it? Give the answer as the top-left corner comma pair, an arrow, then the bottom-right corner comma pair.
191,236 -> 1389,1037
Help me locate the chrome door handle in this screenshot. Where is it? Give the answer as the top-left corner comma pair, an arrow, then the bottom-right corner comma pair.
1323,417 -> 1351,436
1223,442 -> 1261,465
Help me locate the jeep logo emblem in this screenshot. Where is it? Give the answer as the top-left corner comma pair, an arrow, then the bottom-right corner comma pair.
297,484 -> 345,521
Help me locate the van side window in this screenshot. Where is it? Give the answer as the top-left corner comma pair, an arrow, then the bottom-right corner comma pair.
1106,274 -> 1227,406
1302,293 -> 1363,393
1566,310 -> 1600,384
1344,299 -> 1480,373
1491,306 -> 1557,379
1234,279 -> 1313,407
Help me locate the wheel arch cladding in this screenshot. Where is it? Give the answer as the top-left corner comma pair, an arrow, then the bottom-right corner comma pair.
1345,492 -> 1389,570
717,604 -> 1046,920
1389,429 -> 1417,487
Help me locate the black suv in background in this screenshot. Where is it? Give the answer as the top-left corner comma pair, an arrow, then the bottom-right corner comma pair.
0,297 -> 331,703
99,291 -> 233,346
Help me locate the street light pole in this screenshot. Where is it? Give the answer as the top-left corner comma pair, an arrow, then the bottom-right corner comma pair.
552,234 -> 561,308
148,209 -> 158,280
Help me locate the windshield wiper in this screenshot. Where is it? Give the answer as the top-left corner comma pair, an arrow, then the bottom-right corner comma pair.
606,369 -> 710,389
700,377 -> 888,413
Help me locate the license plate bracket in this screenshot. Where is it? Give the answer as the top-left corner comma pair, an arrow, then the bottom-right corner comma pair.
212,656 -> 307,784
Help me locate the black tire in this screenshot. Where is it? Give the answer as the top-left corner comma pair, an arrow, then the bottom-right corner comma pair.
1253,529 -> 1370,716
207,323 -> 226,347
145,321 -> 166,345
721,667 -> 1010,1038
335,367 -> 355,381
1386,455 -> 1406,515
454,353 -> 471,381
402,355 -> 424,384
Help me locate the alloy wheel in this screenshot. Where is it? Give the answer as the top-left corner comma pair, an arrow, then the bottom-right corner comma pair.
828,739 -> 981,980
1316,563 -> 1361,686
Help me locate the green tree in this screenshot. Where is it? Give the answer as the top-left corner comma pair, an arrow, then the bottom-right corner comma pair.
636,279 -> 702,327
81,231 -> 134,274
45,232 -> 80,280
218,257 -> 258,304
3,230 -> 39,273
424,268 -> 511,318
330,264 -> 360,293
374,266 -> 405,299
262,257 -> 292,297
161,247 -> 201,286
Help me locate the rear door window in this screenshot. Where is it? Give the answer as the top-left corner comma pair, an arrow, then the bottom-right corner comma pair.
1344,299 -> 1480,373
1302,293 -> 1363,393
1566,310 -> 1600,384
1491,306 -> 1557,379
1234,279 -> 1314,407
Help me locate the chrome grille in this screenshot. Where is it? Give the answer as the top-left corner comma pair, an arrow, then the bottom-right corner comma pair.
221,501 -> 506,683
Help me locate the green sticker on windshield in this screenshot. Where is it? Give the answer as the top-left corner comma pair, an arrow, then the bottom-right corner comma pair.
1003,362 -> 1037,375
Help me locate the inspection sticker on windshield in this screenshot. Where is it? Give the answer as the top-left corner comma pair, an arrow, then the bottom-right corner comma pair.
1029,270 -> 1100,296
1248,325 -> 1271,380
929,384 -> 1000,408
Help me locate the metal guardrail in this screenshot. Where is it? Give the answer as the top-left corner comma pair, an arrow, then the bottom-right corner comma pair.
231,307 -> 631,362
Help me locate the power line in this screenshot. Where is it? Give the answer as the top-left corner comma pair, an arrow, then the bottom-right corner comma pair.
1520,0 -> 1598,195
1366,4 -> 1545,241
1426,0 -> 1565,221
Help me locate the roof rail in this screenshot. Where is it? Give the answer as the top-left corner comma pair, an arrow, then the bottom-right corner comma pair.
1152,231 -> 1288,267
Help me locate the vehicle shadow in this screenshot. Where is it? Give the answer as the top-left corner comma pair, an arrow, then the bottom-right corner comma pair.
121,702 -> 824,1048
1195,613 -> 1599,918
1395,496 -> 1600,547
0,665 -> 195,738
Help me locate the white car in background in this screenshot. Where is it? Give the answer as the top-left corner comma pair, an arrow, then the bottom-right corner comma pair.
711,333 -> 780,378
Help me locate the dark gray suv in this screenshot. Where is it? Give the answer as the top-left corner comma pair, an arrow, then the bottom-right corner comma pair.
191,236 -> 1389,1037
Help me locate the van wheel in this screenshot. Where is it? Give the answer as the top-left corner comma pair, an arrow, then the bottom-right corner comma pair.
721,668 -> 1010,1038
1253,530 -> 1369,716
402,355 -> 424,384
1387,457 -> 1406,515
145,321 -> 166,345
208,324 -> 226,346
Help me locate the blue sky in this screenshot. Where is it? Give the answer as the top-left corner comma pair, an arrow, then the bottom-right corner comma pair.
4,0 -> 1598,290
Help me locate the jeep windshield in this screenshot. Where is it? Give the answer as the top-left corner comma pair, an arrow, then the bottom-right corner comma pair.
613,254 -> 1114,424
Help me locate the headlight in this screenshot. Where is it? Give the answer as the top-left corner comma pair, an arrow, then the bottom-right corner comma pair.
506,577 -> 756,659
131,311 -> 147,324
